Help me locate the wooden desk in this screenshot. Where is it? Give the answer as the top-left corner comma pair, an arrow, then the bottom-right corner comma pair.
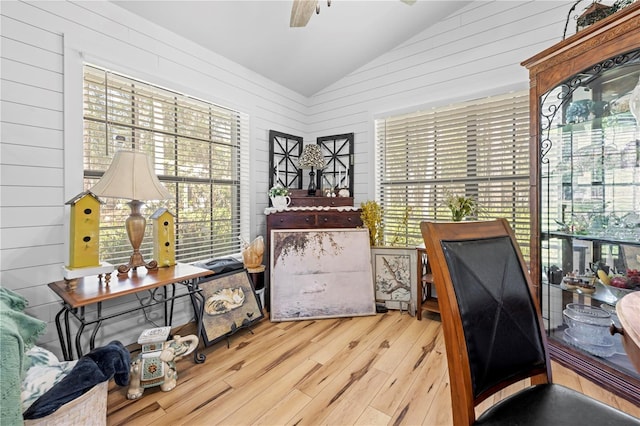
49,263 -> 212,362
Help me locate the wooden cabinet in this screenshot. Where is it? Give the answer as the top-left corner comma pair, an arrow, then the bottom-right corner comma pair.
264,207 -> 363,311
522,2 -> 640,406
287,189 -> 353,208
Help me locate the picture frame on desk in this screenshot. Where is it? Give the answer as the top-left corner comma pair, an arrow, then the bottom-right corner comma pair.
270,228 -> 376,321
198,269 -> 264,346
370,247 -> 417,315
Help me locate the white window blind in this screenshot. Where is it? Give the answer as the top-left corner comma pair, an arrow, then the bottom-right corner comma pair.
375,91 -> 531,257
83,64 -> 249,264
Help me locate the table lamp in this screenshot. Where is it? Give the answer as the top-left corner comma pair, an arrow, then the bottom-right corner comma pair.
90,150 -> 171,276
298,144 -> 326,196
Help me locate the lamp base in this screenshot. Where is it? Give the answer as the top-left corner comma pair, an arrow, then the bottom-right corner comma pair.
117,199 -> 159,276
117,256 -> 158,276
307,167 -> 317,196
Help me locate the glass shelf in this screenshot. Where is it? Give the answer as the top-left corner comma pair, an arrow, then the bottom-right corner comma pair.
539,47 -> 640,389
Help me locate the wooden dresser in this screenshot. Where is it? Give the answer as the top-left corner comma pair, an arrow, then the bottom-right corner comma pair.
287,189 -> 354,208
264,193 -> 363,311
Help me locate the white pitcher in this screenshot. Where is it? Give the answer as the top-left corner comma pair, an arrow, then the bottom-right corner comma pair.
270,195 -> 291,209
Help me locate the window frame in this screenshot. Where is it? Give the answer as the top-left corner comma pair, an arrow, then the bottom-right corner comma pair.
82,64 -> 249,265
374,90 -> 531,255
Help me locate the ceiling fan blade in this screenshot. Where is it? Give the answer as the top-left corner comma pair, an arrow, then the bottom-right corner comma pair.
290,0 -> 317,27
400,0 -> 416,4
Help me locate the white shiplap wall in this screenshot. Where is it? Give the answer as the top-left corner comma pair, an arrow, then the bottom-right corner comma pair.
0,0 -> 309,358
307,0 -> 574,204
1,0 -> 575,358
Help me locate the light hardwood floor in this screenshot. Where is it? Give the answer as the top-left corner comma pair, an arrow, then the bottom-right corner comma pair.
107,311 -> 640,425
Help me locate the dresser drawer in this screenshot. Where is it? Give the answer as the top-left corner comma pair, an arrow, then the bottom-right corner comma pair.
317,211 -> 362,227
268,214 -> 317,228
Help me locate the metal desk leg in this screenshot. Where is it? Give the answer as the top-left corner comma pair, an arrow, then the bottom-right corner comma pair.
75,321 -> 86,359
189,287 -> 206,364
166,284 -> 176,326
88,302 -> 105,352
54,306 -> 71,361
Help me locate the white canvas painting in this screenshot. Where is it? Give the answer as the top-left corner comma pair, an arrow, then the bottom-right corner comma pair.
270,228 -> 376,321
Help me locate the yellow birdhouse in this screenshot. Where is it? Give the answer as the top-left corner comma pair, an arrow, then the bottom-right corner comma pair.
66,191 -> 103,269
151,208 -> 176,267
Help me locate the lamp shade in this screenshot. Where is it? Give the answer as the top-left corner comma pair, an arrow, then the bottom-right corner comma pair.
90,150 -> 171,201
298,144 -> 326,169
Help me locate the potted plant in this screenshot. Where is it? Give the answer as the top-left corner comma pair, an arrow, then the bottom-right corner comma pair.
268,184 -> 291,209
444,192 -> 478,221
360,200 -> 383,246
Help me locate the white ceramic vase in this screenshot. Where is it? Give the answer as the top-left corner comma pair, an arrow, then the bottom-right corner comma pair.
270,195 -> 291,209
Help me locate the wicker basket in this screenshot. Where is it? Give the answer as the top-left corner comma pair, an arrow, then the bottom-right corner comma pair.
24,380 -> 108,426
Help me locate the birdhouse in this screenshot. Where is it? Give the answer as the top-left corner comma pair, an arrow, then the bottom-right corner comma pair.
151,208 -> 176,267
66,191 -> 103,269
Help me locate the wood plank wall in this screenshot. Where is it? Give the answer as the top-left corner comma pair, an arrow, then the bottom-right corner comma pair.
306,0 -> 573,199
1,0 -> 576,357
0,0 -> 309,357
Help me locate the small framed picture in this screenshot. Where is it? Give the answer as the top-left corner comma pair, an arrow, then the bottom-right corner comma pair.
370,247 -> 417,315
198,269 -> 264,346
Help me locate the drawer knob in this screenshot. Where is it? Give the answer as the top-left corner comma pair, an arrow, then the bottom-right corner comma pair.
305,218 -> 310,222
323,217 -> 328,222
347,217 -> 352,221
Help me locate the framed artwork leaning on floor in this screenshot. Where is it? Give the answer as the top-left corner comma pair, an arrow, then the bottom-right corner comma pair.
371,247 -> 417,315
270,228 -> 376,321
198,269 -> 264,346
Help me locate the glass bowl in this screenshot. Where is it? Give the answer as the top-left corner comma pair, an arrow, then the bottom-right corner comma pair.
563,303 -> 612,326
563,303 -> 613,341
563,328 -> 616,357
598,280 -> 636,301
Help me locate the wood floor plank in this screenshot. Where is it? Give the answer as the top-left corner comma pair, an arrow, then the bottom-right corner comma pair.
289,348 -> 386,425
370,320 -> 440,415
427,378 -> 453,426
183,347 -> 325,425
252,389 -> 312,426
373,316 -> 439,374
320,365 -> 389,425
106,311 -> 640,426
217,359 -> 322,425
295,313 -> 402,397
222,318 -> 336,389
355,406 -> 391,425
386,333 -> 449,425
307,314 -> 385,364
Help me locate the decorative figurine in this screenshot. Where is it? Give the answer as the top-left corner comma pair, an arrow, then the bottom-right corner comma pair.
127,328 -> 198,400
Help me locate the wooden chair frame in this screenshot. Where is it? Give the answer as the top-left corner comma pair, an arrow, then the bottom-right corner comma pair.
420,219 -> 552,425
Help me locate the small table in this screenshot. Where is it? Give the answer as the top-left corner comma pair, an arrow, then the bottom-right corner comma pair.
416,247 -> 439,320
48,263 -> 212,363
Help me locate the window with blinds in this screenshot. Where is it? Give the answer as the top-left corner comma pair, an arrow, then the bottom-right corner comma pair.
83,64 -> 249,265
375,91 -> 531,257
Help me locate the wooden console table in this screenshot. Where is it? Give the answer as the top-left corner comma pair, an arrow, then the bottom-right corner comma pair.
264,206 -> 363,311
48,263 -> 212,362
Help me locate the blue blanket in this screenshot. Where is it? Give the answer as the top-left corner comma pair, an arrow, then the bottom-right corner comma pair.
23,340 -> 130,419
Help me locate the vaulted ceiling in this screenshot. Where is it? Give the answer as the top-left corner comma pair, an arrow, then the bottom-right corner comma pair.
111,1 -> 470,97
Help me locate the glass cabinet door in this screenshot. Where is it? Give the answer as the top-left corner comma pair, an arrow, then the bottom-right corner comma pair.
539,48 -> 640,381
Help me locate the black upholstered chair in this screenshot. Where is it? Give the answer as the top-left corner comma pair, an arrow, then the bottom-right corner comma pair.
420,218 -> 640,426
